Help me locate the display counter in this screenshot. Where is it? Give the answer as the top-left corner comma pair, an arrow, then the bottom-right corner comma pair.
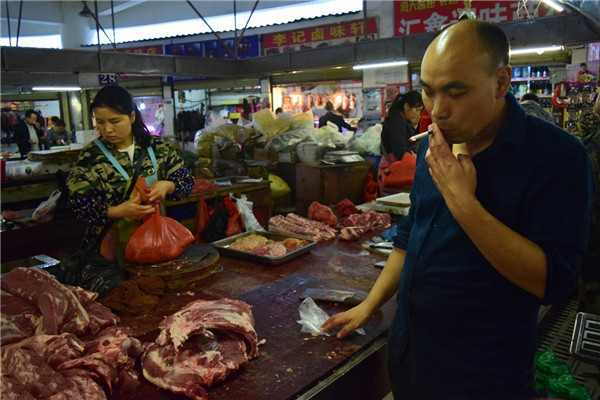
113,232 -> 395,400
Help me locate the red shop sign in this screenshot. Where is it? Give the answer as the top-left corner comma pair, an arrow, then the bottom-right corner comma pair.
394,0 -> 562,37
116,45 -> 164,54
263,17 -> 378,49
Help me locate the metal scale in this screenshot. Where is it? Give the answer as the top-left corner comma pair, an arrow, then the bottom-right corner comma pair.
323,150 -> 364,164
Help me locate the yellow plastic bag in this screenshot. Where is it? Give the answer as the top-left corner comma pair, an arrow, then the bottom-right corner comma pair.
269,173 -> 291,198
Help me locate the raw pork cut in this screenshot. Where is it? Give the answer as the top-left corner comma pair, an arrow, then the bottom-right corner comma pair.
308,201 -> 338,226
252,243 -> 287,257
142,331 -> 250,400
341,211 -> 391,232
156,298 -> 258,356
142,298 -> 259,400
340,226 -> 366,241
285,213 -> 337,239
1,267 -> 90,335
0,267 -> 142,399
1,334 -> 107,400
269,214 -> 321,240
0,290 -> 39,345
228,234 -> 307,257
334,198 -> 358,217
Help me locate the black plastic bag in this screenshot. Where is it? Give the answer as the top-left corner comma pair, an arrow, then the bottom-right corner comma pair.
58,234 -> 128,298
201,197 -> 230,243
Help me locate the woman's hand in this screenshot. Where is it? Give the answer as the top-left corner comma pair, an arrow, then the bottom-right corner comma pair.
146,180 -> 175,204
108,192 -> 155,220
321,302 -> 372,339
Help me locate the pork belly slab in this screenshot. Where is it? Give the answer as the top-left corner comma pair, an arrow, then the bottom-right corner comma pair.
142,298 -> 259,400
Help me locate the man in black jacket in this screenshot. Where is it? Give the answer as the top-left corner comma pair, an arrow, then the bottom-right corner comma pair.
13,109 -> 42,158
318,101 -> 357,133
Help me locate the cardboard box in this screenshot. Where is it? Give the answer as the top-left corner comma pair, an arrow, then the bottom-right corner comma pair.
5,160 -> 44,178
75,130 -> 99,145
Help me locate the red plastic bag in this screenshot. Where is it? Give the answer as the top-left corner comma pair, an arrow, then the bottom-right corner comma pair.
223,196 -> 244,237
363,173 -> 378,203
383,153 -> 417,190
194,197 -> 211,243
126,205 -> 194,264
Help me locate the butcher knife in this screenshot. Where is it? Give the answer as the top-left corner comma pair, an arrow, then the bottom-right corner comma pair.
300,288 -> 368,306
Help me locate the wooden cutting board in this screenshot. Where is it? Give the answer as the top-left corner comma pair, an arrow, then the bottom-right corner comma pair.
112,273 -> 394,400
375,192 -> 411,206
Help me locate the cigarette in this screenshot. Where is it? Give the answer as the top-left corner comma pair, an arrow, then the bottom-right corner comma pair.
409,129 -> 433,142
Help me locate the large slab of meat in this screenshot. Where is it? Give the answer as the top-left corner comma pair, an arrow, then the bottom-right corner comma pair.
269,213 -> 337,241
269,209 -> 391,242
340,210 -> 392,241
0,267 -> 142,399
141,298 -> 260,400
307,201 -> 338,226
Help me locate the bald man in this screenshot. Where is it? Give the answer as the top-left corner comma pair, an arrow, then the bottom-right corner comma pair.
323,19 -> 595,399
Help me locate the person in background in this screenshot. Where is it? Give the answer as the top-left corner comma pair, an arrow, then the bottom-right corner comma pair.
520,92 -> 555,123
578,62 -> 591,82
67,85 -> 194,267
260,96 -> 270,111
322,19 -> 595,398
572,93 -> 600,315
377,91 -> 423,195
241,98 -> 251,120
275,107 -> 283,115
13,109 -> 42,158
46,118 -> 70,146
318,101 -> 357,133
35,111 -> 47,148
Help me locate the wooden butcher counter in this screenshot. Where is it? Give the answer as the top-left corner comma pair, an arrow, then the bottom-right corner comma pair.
113,232 -> 395,400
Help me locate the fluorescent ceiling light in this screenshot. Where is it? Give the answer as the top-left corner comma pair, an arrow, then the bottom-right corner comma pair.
32,86 -> 81,91
353,60 -> 409,70
510,45 -> 564,55
541,0 -> 564,12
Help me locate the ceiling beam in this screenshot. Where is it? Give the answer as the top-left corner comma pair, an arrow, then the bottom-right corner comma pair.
1,12 -> 597,90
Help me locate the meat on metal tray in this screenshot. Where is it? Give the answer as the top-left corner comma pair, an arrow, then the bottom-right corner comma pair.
212,231 -> 316,266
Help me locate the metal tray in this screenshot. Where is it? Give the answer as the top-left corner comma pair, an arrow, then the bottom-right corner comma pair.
212,231 -> 316,266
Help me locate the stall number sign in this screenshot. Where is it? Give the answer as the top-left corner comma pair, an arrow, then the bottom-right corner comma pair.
98,74 -> 118,85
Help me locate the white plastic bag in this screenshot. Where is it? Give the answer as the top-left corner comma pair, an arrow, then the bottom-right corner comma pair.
347,124 -> 383,155
234,194 -> 264,232
297,298 -> 333,336
296,297 -> 366,336
32,190 -> 61,223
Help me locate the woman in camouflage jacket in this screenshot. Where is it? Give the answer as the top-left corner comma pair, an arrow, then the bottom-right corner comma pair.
67,85 -> 194,266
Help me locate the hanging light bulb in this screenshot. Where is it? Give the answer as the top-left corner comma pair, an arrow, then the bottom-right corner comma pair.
333,87 -> 345,108
139,101 -> 146,110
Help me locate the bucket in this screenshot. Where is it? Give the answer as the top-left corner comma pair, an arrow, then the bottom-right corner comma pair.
296,142 -> 318,163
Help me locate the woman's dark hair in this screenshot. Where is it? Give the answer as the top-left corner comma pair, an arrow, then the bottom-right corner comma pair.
90,85 -> 151,148
54,118 -> 66,127
383,91 -> 423,127
382,91 -> 423,132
